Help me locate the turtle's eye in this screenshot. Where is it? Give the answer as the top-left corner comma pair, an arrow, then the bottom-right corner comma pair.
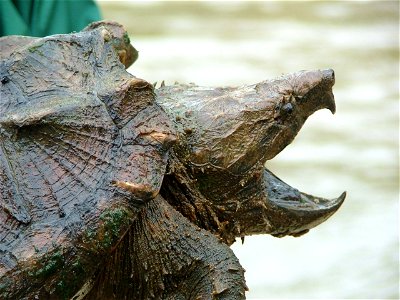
274,101 -> 294,123
282,102 -> 293,115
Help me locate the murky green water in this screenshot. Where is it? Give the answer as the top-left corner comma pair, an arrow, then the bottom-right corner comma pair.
99,1 -> 399,298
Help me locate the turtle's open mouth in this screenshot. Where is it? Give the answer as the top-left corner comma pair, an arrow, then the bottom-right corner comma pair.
259,69 -> 346,237
157,68 -> 345,242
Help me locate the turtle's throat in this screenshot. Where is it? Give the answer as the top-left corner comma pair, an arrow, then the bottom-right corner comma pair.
160,159 -> 224,240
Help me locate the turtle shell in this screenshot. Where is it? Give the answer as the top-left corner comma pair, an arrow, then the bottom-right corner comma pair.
0,23 -> 175,298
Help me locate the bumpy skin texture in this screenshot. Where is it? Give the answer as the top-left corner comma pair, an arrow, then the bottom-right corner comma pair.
0,22 -> 345,299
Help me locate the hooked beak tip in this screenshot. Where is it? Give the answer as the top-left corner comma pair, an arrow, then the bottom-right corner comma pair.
327,97 -> 336,115
321,69 -> 336,114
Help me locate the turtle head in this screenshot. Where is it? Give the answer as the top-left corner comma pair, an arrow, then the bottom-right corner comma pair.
158,69 -> 345,244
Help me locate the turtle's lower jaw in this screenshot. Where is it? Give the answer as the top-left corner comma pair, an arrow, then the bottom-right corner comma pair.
225,167 -> 346,242
263,168 -> 346,237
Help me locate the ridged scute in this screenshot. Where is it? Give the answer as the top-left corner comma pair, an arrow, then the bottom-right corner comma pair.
0,23 -> 174,299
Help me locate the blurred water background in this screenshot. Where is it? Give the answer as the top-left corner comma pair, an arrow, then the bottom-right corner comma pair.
98,1 -> 399,298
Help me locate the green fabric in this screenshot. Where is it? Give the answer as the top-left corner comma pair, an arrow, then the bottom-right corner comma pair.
0,0 -> 102,37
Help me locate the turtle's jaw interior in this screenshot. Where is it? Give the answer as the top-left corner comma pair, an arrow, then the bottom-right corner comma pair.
262,168 -> 346,237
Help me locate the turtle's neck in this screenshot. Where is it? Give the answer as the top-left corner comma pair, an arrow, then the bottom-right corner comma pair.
160,149 -> 270,245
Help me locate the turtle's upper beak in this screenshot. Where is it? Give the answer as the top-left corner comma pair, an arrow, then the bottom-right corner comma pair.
253,68 -> 337,161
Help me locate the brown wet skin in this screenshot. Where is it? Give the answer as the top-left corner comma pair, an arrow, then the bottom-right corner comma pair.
0,22 -> 345,299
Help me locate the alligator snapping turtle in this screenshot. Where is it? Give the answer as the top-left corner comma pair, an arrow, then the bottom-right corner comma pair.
0,21 -> 345,299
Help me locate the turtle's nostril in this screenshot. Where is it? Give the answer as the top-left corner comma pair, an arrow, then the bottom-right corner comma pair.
282,102 -> 293,114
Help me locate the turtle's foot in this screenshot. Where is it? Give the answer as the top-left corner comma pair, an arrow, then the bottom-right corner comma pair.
84,195 -> 247,299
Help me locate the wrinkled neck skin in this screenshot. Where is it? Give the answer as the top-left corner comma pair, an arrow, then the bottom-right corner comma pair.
161,157 -> 267,245
162,149 -> 299,245
158,69 -> 345,245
